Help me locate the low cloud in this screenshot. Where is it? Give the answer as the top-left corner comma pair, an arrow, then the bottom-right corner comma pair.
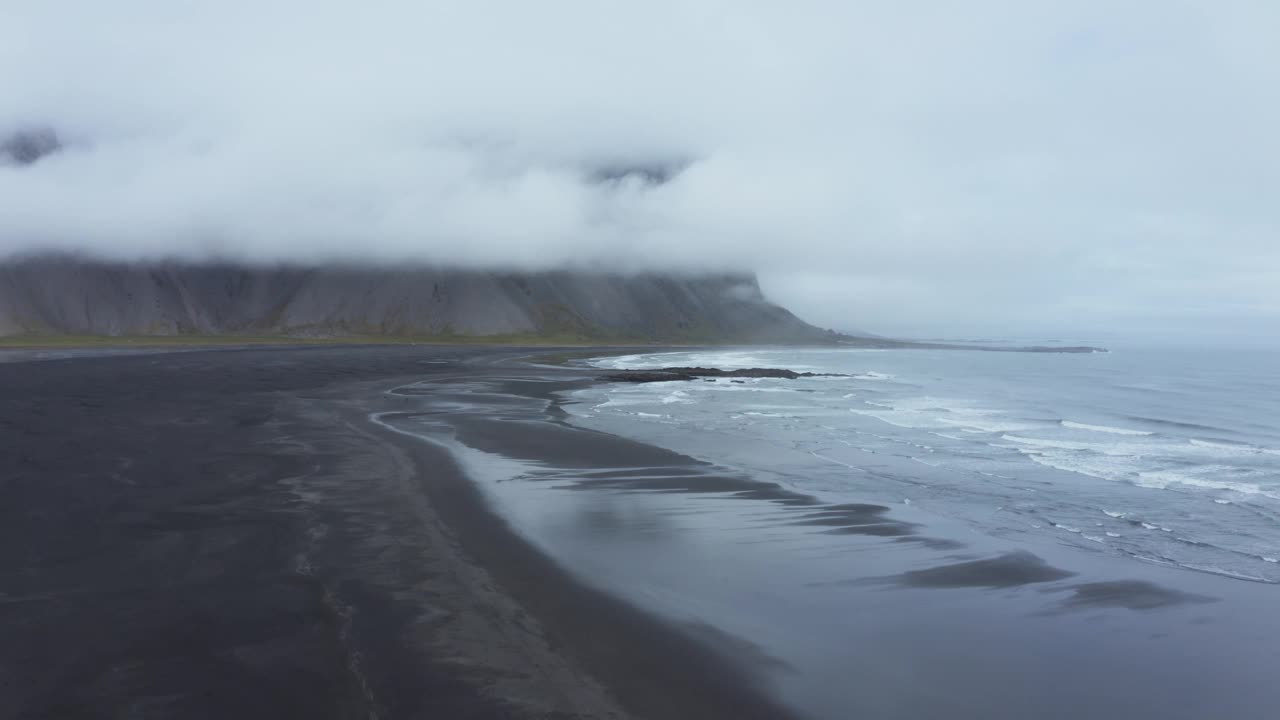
2,1 -> 1276,339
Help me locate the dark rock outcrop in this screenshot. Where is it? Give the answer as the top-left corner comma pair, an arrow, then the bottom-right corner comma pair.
600,367 -> 847,383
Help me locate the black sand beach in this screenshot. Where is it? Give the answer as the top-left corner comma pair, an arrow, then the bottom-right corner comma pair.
3,345 -> 1278,719
0,345 -> 797,719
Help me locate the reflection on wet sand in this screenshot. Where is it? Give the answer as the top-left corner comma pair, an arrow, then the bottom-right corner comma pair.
1051,580 -> 1217,611
866,551 -> 1077,589
376,372 -> 1273,720
387,375 -> 1228,614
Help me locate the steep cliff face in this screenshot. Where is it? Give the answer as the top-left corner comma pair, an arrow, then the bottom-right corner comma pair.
0,256 -> 830,342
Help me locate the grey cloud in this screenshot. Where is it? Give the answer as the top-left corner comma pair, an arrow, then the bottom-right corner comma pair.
586,158 -> 694,188
1,1 -> 1276,341
1,127 -> 60,167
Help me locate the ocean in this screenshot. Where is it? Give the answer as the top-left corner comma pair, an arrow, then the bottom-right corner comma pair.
375,343 -> 1280,718
573,345 -> 1280,584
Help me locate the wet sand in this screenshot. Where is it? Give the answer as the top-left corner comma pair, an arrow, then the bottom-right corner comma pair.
378,363 -> 1280,719
3,345 -> 1278,719
0,345 -> 793,719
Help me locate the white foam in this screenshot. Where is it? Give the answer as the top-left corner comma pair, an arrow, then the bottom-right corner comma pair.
1002,435 -> 1099,451
594,397 -> 651,409
1103,510 -> 1129,518
1062,420 -> 1153,436
1178,564 -> 1270,583
588,352 -> 668,370
851,397 -> 1037,435
938,417 -> 1036,434
996,431 -> 1280,503
1190,439 -> 1280,457
1002,434 -> 1274,462
1135,469 -> 1275,498
943,406 -> 1003,418
1019,452 -> 1140,481
848,409 -> 927,430
661,391 -> 693,405
705,384 -> 795,393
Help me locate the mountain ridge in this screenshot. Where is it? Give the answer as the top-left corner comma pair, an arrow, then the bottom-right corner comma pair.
0,255 -> 836,343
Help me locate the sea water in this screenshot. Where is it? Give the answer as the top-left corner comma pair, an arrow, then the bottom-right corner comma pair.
571,345 -> 1280,583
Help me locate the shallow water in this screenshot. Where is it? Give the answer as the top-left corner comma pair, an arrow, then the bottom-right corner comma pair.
379,361 -> 1280,720
578,347 -> 1280,583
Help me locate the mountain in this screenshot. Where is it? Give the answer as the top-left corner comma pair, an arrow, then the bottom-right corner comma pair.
0,255 -> 835,342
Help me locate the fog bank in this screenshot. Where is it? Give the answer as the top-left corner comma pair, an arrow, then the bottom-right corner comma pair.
3,1 -> 1277,338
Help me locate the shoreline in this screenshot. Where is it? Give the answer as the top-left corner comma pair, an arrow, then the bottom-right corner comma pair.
0,345 -> 801,719
392,352 -> 1280,719
349,385 -> 804,720
5,344 -> 1274,719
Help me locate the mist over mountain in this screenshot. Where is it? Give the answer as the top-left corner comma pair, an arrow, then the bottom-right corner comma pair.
2,2 -> 1277,340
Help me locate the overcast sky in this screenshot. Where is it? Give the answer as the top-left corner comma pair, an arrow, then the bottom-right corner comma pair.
2,1 -> 1276,341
